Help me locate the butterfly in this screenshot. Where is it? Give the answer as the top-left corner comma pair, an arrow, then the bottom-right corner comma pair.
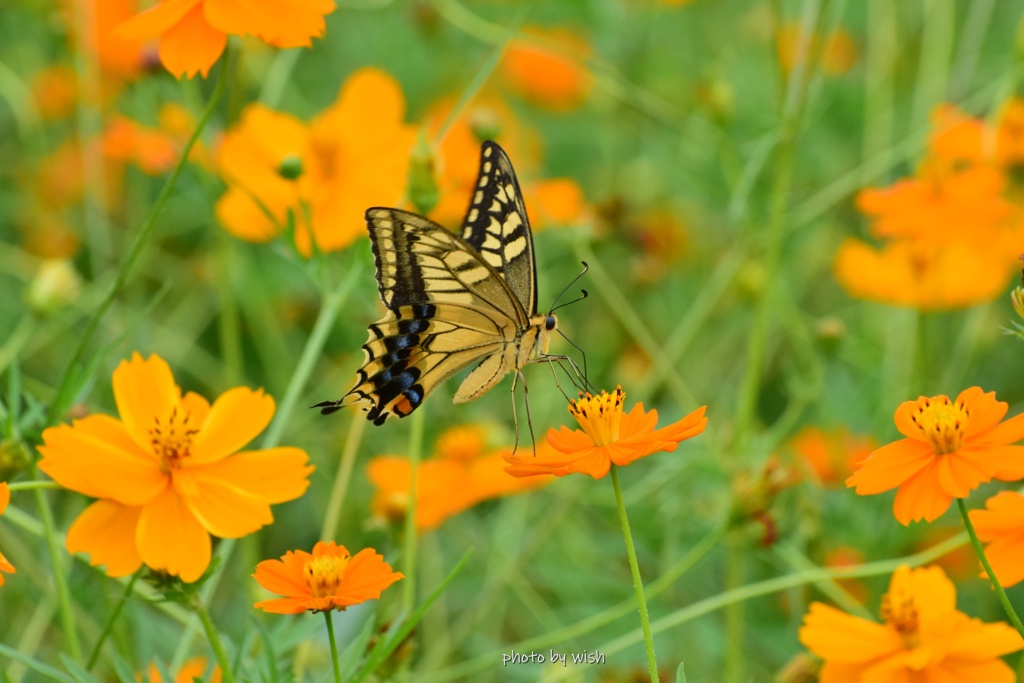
315,140 -> 560,426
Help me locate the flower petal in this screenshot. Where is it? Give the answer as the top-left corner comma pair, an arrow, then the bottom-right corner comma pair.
204,0 -> 333,47
846,439 -> 934,494
37,415 -> 167,505
0,482 -> 8,513
971,412 -> 1024,448
892,465 -> 954,524
190,447 -> 313,502
943,617 -> 1024,659
136,486 -> 211,582
330,548 -> 403,607
112,353 -> 181,453
115,0 -> 200,41
958,387 -> 1007,438
976,533 -> 1024,588
935,451 -> 990,497
190,387 -> 275,463
173,468 -> 272,538
253,554 -> 311,598
159,4 -> 227,78
799,602 -> 901,663
980,445 -> 1024,481
66,499 -> 143,577
253,596 -> 312,614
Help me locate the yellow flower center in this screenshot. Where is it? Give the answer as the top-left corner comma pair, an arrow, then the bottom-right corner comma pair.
303,552 -> 351,598
880,590 -> 921,648
568,386 -> 626,446
150,407 -> 199,472
910,395 -> 968,455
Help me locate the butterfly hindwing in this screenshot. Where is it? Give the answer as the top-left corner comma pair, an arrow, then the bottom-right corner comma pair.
460,141 -> 538,315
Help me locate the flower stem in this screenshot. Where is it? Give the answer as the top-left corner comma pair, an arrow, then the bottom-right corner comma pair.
192,597 -> 236,683
46,54 -> 228,426
957,498 -> 1024,639
402,407 -> 426,611
86,572 -> 138,670
324,610 -> 343,683
609,464 -> 659,682
33,486 -> 82,661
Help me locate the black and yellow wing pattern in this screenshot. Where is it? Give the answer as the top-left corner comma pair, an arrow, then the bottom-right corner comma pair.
317,141 -> 557,425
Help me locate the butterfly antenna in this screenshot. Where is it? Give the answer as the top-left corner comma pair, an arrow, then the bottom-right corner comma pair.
547,261 -> 590,315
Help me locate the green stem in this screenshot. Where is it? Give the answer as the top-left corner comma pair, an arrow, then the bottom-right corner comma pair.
402,408 -> 426,611
321,412 -> 366,541
324,611 -> 343,683
86,572 -> 139,670
46,57 -> 228,425
723,543 -> 743,683
610,464 -> 659,682
957,498 -> 1024,639
192,598 -> 236,683
260,260 -> 361,449
33,486 -> 82,661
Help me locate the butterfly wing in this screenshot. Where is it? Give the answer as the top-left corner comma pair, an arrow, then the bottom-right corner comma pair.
333,207 -> 534,424
459,141 -> 538,316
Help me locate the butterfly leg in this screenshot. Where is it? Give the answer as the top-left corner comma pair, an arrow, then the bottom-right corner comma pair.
509,369 -> 538,456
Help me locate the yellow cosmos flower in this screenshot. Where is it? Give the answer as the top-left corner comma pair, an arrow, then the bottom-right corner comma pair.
0,483 -> 15,585
215,68 -> 415,256
253,541 -> 403,614
800,565 -> 1023,682
847,387 -> 1024,525
37,353 -> 314,582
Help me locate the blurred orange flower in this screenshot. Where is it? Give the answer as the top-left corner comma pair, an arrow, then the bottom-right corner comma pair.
117,0 -> 335,78
60,0 -> 149,95
367,425 -> 552,532
0,483 -> 15,586
776,23 -> 858,76
800,565 -> 1023,682
37,353 -> 314,582
846,387 -> 1024,525
253,541 -> 402,614
501,27 -> 593,111
147,657 -> 221,683
785,426 -> 875,487
505,386 -> 708,480
31,66 -> 79,121
970,491 -> 1024,588
837,103 -> 1024,310
424,97 -> 588,232
215,68 -> 415,256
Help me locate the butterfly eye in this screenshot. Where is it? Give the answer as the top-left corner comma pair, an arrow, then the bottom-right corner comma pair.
545,315 -> 557,331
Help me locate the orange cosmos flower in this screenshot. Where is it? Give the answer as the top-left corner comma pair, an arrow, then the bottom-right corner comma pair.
504,387 -> 708,480
846,387 -> 1024,525
799,565 -> 1023,682
253,541 -> 403,614
969,491 -> 1024,588
117,0 -> 335,78
0,483 -> 15,585
215,68 -> 415,256
31,66 -> 79,121
367,425 -> 552,532
785,426 -> 875,487
37,353 -> 314,582
501,27 -> 593,112
776,23 -> 858,76
147,657 -> 221,683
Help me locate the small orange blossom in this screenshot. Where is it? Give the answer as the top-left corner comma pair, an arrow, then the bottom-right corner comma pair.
504,386 -> 708,480
146,657 -> 221,683
367,425 -> 552,532
846,387 -> 1024,525
800,565 -> 1023,682
500,27 -> 593,112
37,353 -> 314,582
253,541 -> 403,614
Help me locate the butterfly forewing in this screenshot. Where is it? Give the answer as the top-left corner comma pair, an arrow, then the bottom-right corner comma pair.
459,141 -> 538,315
